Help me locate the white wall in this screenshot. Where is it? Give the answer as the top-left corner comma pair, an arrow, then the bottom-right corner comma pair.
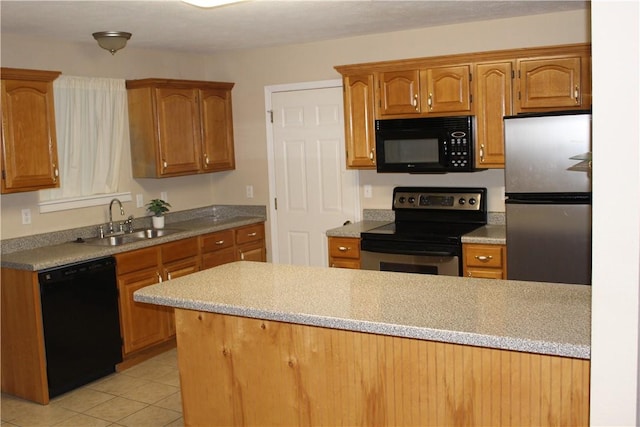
590,1 -> 640,425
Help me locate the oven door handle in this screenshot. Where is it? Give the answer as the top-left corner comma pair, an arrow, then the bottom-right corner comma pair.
361,247 -> 456,257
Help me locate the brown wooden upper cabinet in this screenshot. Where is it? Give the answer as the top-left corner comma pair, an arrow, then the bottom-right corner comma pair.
342,73 -> 376,169
335,43 -> 591,169
516,55 -> 588,112
1,68 -> 61,193
378,65 -> 472,117
473,61 -> 514,168
126,79 -> 235,178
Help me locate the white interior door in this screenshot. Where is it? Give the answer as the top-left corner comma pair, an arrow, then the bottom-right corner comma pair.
269,85 -> 359,267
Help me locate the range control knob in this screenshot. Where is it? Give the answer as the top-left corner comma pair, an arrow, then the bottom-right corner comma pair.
458,197 -> 466,205
398,196 -> 406,204
408,196 -> 416,204
469,198 -> 477,205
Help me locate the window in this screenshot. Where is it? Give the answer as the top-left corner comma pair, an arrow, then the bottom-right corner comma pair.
39,76 -> 130,212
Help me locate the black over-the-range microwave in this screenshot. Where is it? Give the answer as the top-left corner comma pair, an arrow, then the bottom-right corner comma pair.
375,115 -> 480,173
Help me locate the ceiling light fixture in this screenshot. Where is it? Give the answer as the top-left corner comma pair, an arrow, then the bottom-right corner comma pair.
92,31 -> 132,55
181,0 -> 247,8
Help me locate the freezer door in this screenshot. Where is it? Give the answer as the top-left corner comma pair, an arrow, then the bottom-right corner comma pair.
504,113 -> 591,194
506,202 -> 591,285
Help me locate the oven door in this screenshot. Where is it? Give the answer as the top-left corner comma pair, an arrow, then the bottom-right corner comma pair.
360,250 -> 460,276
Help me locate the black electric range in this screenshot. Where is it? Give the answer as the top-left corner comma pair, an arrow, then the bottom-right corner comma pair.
360,187 -> 487,276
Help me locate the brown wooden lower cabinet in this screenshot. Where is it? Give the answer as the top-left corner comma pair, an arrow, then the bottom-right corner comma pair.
115,237 -> 199,362
176,310 -> 590,426
328,236 -> 361,269
463,243 -> 507,279
0,267 -> 49,404
118,223 -> 266,365
200,222 -> 266,268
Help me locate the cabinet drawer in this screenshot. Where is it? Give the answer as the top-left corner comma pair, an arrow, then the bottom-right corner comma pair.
116,247 -> 159,275
328,237 -> 360,260
201,230 -> 234,253
202,248 -> 236,269
330,258 -> 361,269
161,238 -> 199,264
235,224 -> 265,245
464,244 -> 504,268
466,268 -> 504,280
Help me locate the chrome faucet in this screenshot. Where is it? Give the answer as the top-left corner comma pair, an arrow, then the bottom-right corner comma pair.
108,198 -> 125,233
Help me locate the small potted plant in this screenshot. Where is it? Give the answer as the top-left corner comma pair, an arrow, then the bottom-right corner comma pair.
146,199 -> 171,229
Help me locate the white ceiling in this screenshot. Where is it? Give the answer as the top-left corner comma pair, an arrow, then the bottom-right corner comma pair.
1,0 -> 589,54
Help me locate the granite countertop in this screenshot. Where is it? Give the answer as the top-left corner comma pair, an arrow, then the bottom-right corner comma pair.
134,261 -> 591,359
1,215 -> 265,271
461,224 -> 506,244
325,220 -> 391,237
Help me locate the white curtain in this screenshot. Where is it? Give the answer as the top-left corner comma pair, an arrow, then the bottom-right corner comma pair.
41,76 -> 128,200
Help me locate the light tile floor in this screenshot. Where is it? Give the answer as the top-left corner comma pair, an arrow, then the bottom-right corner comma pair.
1,348 -> 183,427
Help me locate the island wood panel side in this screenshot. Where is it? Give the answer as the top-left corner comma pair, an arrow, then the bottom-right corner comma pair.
175,309 -> 590,426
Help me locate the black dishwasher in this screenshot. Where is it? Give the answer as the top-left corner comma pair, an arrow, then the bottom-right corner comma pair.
38,256 -> 122,398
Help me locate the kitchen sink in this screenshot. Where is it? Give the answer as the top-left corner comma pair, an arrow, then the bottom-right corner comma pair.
130,228 -> 183,239
82,234 -> 144,246
81,228 -> 184,246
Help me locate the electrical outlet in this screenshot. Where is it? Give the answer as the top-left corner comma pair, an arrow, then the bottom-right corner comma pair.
160,191 -> 168,201
246,185 -> 254,199
363,185 -> 373,198
136,194 -> 144,208
21,208 -> 32,225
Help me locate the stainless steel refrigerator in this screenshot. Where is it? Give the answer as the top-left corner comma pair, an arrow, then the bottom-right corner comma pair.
504,111 -> 592,285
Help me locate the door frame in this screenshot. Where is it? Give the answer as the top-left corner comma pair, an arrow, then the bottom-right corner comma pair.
264,79 -> 361,264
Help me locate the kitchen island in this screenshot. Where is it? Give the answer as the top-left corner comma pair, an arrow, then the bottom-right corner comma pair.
135,261 -> 591,426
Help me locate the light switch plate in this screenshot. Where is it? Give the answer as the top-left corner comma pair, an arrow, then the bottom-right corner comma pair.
160,191 -> 168,201
246,185 -> 254,199
136,194 -> 144,208
363,185 -> 373,198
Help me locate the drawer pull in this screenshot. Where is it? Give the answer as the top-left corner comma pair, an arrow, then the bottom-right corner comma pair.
215,240 -> 225,245
247,232 -> 257,237
338,246 -> 350,252
475,255 -> 493,262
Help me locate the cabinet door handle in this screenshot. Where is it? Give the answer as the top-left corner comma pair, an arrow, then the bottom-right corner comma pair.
247,232 -> 257,237
162,159 -> 168,168
479,144 -> 485,163
204,154 -> 210,165
475,255 -> 493,262
338,246 -> 350,252
52,164 -> 58,182
412,93 -> 419,111
215,239 -> 225,245
156,272 -> 163,283
167,271 -> 172,280
574,85 -> 580,103
239,250 -> 245,260
369,150 -> 375,162
428,93 -> 433,110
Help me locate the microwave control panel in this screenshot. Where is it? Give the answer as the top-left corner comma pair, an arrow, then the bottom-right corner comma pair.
446,131 -> 470,168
